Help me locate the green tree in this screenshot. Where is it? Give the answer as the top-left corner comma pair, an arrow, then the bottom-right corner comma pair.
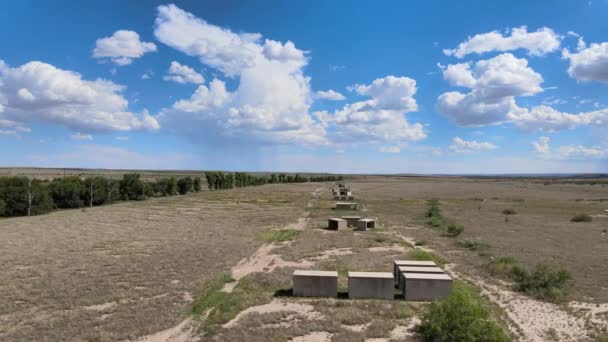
105,178 -> 120,204
193,176 -> 202,192
83,176 -> 108,208
177,177 -> 193,195
167,176 -> 178,196
0,198 -> 5,215
0,177 -> 53,216
48,177 -> 85,208
119,173 -> 145,201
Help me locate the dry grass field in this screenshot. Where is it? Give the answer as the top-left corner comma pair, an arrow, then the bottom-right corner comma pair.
1,176 -> 607,341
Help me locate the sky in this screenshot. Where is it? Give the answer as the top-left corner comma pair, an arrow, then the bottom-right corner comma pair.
0,0 -> 607,174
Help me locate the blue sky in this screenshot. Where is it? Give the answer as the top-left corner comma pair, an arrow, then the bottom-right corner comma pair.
1,0 -> 607,173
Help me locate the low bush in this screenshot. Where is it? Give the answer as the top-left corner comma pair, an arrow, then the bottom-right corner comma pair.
512,264 -> 573,303
458,240 -> 490,253
419,282 -> 510,342
446,224 -> 464,237
258,229 -> 301,242
571,214 -> 592,222
502,208 -> 517,215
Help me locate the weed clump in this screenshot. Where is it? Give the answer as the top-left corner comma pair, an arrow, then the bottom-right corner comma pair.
458,240 -> 490,253
502,208 -> 517,215
258,229 -> 301,242
419,282 -> 510,342
446,224 -> 464,237
571,214 -> 592,222
485,257 -> 573,302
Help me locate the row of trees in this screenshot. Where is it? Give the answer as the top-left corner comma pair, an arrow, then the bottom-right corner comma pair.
0,174 -> 203,217
0,171 -> 342,217
205,172 -> 343,191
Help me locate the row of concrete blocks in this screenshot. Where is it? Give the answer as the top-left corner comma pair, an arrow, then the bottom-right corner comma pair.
293,261 -> 452,301
328,217 -> 375,231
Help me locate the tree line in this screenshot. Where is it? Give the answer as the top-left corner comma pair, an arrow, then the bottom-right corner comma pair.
0,174 -> 202,218
0,172 -> 342,217
205,172 -> 342,190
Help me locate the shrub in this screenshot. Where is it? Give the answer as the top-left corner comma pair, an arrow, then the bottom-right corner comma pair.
447,224 -> 464,237
83,176 -> 108,207
485,256 -> 518,278
419,282 -> 510,342
0,198 -> 5,216
415,240 -> 429,246
512,264 -> 573,302
571,214 -> 592,222
502,208 -> 517,215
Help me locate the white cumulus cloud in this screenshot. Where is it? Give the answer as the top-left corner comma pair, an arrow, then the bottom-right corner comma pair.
163,61 -> 204,84
92,30 -> 157,66
154,4 -> 324,145
532,136 -> 607,160
0,59 -> 160,133
562,40 -> 608,83
449,137 -> 497,153
316,89 -> 346,101
444,26 -> 561,58
437,53 -> 543,126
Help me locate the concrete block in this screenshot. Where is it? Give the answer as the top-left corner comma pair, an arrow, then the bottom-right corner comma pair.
328,218 -> 347,231
293,270 -> 338,297
341,215 -> 362,227
348,272 -> 394,300
336,202 -> 357,210
393,260 -> 437,285
402,273 -> 453,301
356,218 -> 375,231
397,266 -> 444,291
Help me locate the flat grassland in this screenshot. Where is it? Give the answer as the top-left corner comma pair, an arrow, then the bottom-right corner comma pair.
1,176 -> 607,341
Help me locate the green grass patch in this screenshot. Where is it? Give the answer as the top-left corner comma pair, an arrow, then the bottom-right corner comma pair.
485,256 -> 519,278
408,249 -> 446,266
258,229 -> 301,242
191,272 -> 288,335
419,281 -> 511,342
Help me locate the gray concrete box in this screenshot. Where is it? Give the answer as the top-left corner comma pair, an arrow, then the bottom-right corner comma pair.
397,266 -> 444,291
336,202 -> 357,210
293,270 -> 338,297
328,218 -> 347,231
393,260 -> 437,285
341,215 -> 362,227
356,218 -> 376,231
402,273 -> 453,301
348,272 -> 394,300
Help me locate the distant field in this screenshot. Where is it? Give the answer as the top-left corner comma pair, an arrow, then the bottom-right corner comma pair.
1,175 -> 606,341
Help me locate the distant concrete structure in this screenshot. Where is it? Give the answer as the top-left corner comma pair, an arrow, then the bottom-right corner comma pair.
393,260 -> 437,285
341,215 -> 362,227
348,272 -> 394,300
397,266 -> 444,291
336,202 -> 357,210
356,218 -> 376,230
328,218 -> 347,230
402,273 -> 453,301
293,270 -> 338,297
